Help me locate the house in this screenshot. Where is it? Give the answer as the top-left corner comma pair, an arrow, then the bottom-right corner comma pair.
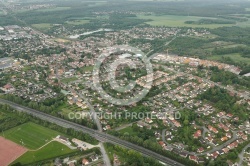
222,147 -> 229,154
90,154 -> 98,162
208,125 -> 218,133
197,147 -> 204,153
217,150 -> 224,155
165,145 -> 173,151
82,158 -> 89,165
158,141 -> 166,148
189,155 -> 198,163
113,154 -> 121,166
193,130 -> 202,139
221,137 -> 228,142
227,113 -> 233,118
227,141 -> 238,149
145,118 -> 153,124
57,135 -> 71,145
210,151 -> 219,159
68,162 -> 75,166
54,158 -> 63,166
137,121 -> 152,129
1,84 -> 15,92
171,120 -> 181,127
226,133 -> 232,138
179,151 -> 188,158
218,123 -> 229,132
103,125 -> 111,131
198,157 -> 205,163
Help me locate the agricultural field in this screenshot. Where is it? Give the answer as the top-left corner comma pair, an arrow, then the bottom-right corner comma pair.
31,23 -> 53,31
35,7 -> 71,12
2,122 -> 63,149
136,14 -> 237,28
12,141 -> 77,165
208,53 -> 250,65
66,19 -> 90,25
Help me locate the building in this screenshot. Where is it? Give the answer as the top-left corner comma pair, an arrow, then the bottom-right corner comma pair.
82,158 -> 89,165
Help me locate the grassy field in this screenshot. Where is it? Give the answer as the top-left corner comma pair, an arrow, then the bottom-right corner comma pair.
137,14 -> 236,28
61,104 -> 85,115
2,122 -> 62,149
66,19 -> 90,25
119,126 -> 138,136
13,141 -> 77,165
208,53 -> 250,65
31,23 -> 53,31
79,66 -> 94,73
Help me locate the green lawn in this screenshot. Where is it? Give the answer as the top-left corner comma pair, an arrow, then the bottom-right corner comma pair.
119,126 -> 137,136
2,122 -> 62,149
136,14 -> 236,28
208,53 -> 250,65
13,141 -> 77,165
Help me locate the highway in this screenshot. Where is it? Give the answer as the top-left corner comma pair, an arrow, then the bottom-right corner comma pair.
0,98 -> 184,166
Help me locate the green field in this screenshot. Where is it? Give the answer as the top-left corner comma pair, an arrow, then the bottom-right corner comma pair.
119,126 -> 138,136
2,122 -> 62,149
13,141 -> 77,165
208,53 -> 250,65
137,14 -> 236,28
80,66 -> 94,73
32,23 -> 53,31
35,7 -> 71,12
66,19 -> 90,25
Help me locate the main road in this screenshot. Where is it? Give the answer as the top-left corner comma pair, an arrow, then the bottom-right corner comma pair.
0,98 -> 184,166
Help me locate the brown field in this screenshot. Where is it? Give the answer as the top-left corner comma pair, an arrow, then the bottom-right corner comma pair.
0,137 -> 27,166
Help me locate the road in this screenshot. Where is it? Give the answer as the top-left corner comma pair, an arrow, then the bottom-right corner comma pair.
238,143 -> 250,166
68,87 -> 111,165
0,98 -> 184,166
162,123 -> 242,157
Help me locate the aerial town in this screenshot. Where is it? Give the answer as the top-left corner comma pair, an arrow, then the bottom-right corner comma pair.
0,0 -> 250,166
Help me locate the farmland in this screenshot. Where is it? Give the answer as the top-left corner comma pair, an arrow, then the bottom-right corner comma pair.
2,122 -> 63,149
13,141 -> 77,165
136,14 -> 236,28
31,23 -> 53,31
66,19 -> 90,25
208,53 -> 250,65
35,7 -> 71,12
